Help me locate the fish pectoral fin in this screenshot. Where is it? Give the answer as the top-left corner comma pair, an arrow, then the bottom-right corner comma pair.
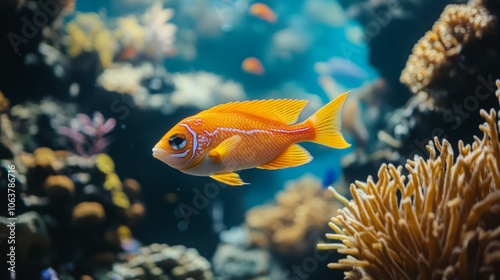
208,135 -> 242,163
210,172 -> 248,186
257,144 -> 313,170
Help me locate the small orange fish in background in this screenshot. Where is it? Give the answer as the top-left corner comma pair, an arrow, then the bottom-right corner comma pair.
249,3 -> 277,23
152,92 -> 351,186
119,46 -> 138,60
242,57 -> 265,75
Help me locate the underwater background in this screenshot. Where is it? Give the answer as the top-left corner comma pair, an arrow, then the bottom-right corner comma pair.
1,0 -> 500,279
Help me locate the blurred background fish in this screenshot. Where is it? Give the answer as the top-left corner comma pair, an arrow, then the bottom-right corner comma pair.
314,56 -> 369,88
242,57 -> 265,75
249,3 -> 277,23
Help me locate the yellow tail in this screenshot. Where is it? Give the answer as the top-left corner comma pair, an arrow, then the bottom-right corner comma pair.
306,91 -> 351,149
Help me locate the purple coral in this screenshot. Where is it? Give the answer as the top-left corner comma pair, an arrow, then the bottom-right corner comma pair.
57,112 -> 116,156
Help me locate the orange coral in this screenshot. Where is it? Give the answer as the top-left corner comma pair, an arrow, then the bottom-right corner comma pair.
44,175 -> 75,199
246,175 -> 342,257
318,81 -> 500,279
72,202 -> 106,228
400,1 -> 497,106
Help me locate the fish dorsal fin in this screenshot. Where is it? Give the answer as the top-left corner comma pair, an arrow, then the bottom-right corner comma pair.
257,144 -> 313,170
207,99 -> 309,124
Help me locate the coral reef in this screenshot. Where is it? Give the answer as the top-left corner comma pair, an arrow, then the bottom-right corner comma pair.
332,2 -> 479,178
318,81 -> 500,279
18,146 -> 144,219
245,175 -> 342,261
400,0 -> 499,107
65,13 -> 117,68
1,212 -> 51,279
0,0 -> 77,104
11,146 -> 147,278
98,69 -> 247,114
169,72 -> 246,110
212,244 -> 283,280
108,243 -> 213,280
64,2 -> 176,68
10,98 -> 80,151
364,0 -> 500,172
141,2 -> 177,60
0,101 -> 146,278
97,63 -> 156,95
340,0 -> 456,87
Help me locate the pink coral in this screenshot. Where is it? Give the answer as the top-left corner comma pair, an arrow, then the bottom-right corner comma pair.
57,112 -> 116,156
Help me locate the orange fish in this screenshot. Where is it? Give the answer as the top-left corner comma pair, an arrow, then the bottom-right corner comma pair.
249,3 -> 277,23
242,57 -> 264,75
152,92 -> 351,186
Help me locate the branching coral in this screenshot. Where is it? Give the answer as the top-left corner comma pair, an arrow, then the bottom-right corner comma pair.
141,2 -> 177,60
400,1 -> 498,106
100,70 -> 246,114
97,63 -> 155,95
246,175 -> 342,259
114,17 -> 146,52
169,72 -> 246,110
57,111 -> 116,156
65,13 -> 117,68
64,2 -> 176,68
318,81 -> 500,279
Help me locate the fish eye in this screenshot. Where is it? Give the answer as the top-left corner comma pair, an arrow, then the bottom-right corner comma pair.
169,133 -> 187,150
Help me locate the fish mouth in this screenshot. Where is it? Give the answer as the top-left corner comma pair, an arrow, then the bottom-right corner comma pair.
152,147 -> 170,164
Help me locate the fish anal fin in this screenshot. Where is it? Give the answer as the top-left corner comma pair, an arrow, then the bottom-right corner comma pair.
210,172 -> 248,186
257,144 -> 313,170
208,135 -> 242,163
208,99 -> 309,124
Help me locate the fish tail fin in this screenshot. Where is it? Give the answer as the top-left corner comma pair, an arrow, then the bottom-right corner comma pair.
306,91 -> 351,149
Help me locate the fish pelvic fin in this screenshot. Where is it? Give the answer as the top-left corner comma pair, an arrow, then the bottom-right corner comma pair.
210,172 -> 248,186
306,91 -> 351,149
257,144 -> 313,170
209,135 -> 242,163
